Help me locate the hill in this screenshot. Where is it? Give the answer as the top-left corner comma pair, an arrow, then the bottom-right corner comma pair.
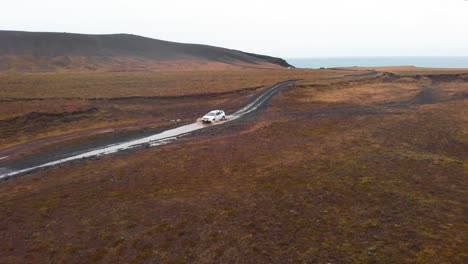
0,30 -> 293,72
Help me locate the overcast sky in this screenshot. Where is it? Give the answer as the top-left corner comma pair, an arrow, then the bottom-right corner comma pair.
2,0 -> 467,58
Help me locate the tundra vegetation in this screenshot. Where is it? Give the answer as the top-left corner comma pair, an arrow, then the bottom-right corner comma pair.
0,67 -> 467,263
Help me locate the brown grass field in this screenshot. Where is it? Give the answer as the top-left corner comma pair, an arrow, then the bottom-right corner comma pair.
0,69 -> 351,152
0,55 -> 286,73
0,68 -> 467,263
0,69 -> 347,99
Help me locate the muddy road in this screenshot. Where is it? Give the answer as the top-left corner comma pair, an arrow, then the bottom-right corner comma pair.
0,80 -> 297,179
0,70 -> 382,179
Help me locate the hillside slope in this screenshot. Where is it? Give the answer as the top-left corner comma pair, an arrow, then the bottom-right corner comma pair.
0,30 -> 293,72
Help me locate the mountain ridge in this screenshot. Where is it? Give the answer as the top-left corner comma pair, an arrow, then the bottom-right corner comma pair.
0,30 -> 293,72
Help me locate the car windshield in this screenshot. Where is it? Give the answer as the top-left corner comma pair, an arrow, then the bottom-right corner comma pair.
206,112 -> 216,116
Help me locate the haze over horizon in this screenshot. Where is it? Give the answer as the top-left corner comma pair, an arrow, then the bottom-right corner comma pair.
2,0 -> 467,58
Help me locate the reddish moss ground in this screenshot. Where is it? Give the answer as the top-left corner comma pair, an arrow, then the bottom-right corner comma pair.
0,69 -> 350,152
0,71 -> 467,263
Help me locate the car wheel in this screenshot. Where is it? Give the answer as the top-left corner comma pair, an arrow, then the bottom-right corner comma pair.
222,116 -> 226,120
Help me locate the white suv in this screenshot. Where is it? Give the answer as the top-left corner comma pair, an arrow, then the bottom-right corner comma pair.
202,110 -> 226,123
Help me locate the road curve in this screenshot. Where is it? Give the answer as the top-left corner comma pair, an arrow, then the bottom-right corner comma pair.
0,80 -> 296,179
0,70 -> 380,180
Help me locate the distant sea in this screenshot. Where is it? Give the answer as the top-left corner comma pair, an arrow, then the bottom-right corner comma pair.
287,57 -> 468,69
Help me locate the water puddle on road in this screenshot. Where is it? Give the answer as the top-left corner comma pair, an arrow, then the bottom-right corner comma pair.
0,81 -> 293,179
0,118 -> 230,179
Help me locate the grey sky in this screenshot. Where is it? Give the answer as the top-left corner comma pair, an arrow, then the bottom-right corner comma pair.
2,0 -> 467,58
